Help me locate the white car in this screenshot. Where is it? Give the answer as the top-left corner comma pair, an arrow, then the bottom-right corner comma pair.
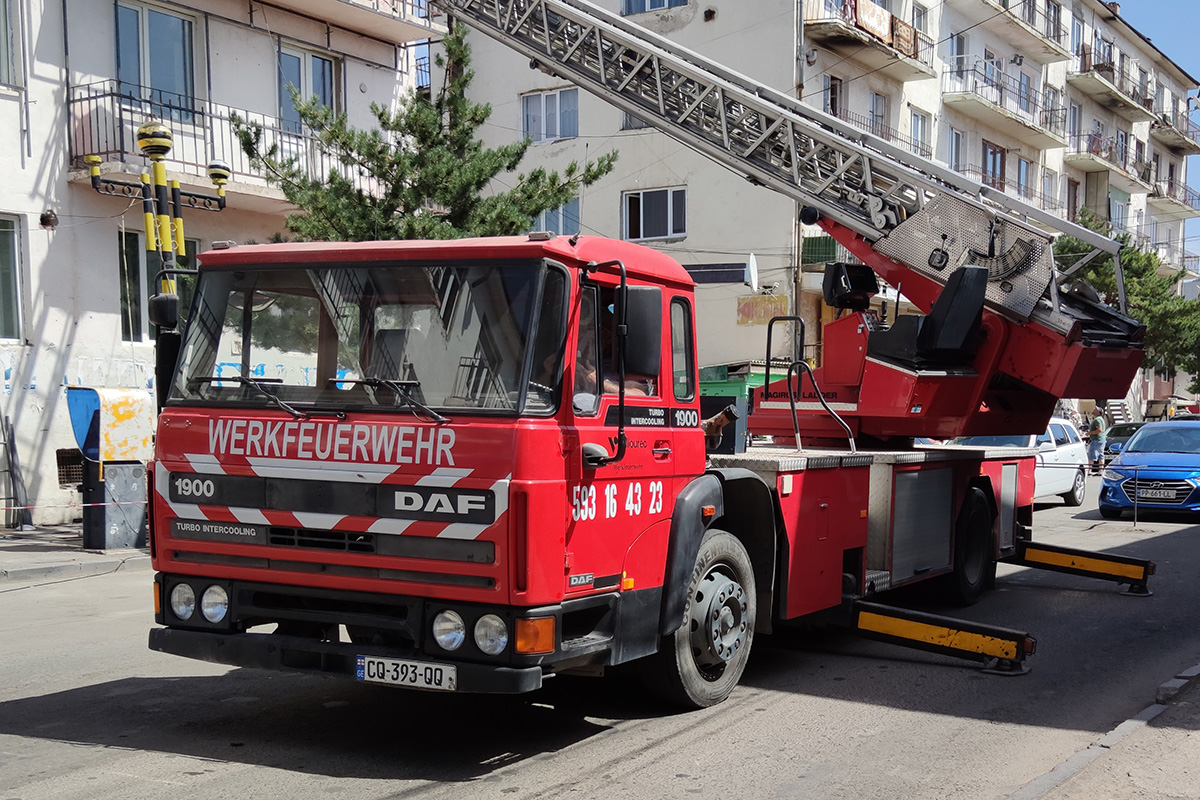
950,417 -> 1089,506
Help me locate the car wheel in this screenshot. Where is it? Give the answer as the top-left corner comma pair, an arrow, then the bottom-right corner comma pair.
639,529 -> 756,708
1099,506 -> 1123,520
1061,469 -> 1086,507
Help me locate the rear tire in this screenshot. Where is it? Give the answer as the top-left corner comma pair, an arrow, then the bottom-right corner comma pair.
639,529 -> 756,708
1061,469 -> 1086,507
940,487 -> 993,607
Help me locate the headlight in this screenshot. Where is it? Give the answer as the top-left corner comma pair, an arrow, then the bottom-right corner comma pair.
432,610 -> 466,651
474,614 -> 509,655
1101,469 -> 1124,481
170,583 -> 196,620
200,585 -> 229,623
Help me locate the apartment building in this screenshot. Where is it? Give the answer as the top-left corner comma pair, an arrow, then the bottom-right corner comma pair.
0,0 -> 439,523
463,0 -> 1199,396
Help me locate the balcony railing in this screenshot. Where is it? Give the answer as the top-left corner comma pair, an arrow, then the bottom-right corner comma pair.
349,0 -> 431,22
1151,180 -> 1200,212
943,56 -> 1066,138
804,1 -> 934,67
1066,133 -> 1153,183
1153,108 -> 1200,148
416,54 -> 431,90
995,0 -> 1069,48
835,108 -> 932,159
68,80 -> 376,194
1071,49 -> 1155,111
959,164 -> 1064,214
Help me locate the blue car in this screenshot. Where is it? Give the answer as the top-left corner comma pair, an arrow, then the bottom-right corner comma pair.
1098,421 -> 1200,519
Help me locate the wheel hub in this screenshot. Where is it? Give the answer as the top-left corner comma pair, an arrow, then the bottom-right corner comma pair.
690,571 -> 748,667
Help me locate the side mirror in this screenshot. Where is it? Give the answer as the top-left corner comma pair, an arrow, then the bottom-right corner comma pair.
582,442 -> 609,469
1110,442 -> 1124,452
148,292 -> 180,330
621,286 -> 662,376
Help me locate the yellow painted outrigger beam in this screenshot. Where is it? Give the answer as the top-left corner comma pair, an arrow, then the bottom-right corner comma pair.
1012,541 -> 1154,596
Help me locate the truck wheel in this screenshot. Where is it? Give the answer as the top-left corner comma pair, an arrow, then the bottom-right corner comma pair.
1061,469 -> 1086,507
941,488 -> 993,607
640,529 -> 756,708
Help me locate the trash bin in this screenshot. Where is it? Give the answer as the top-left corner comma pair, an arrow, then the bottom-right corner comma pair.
66,387 -> 155,549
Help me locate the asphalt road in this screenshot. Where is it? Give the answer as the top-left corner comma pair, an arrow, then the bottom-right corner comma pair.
2,477 -> 1198,800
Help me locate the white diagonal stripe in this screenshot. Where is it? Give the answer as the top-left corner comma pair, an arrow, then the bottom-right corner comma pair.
184,453 -> 226,474
437,475 -> 510,540
294,511 -> 348,530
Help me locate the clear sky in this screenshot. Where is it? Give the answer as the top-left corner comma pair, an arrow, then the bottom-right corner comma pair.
1114,1 -> 1200,254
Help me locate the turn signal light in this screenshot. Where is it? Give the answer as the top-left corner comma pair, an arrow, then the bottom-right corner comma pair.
701,504 -> 716,520
153,581 -> 161,615
515,616 -> 555,655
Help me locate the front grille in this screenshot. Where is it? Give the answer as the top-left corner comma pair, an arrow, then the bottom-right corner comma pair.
1121,478 -> 1195,506
268,526 -> 375,553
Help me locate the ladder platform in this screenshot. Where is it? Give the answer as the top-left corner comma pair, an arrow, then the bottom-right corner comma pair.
1012,541 -> 1154,594
853,600 -> 1036,672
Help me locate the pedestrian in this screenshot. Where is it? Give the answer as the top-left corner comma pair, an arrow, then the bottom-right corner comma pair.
1088,412 -> 1108,475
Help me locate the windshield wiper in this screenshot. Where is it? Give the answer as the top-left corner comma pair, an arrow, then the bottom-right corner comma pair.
190,376 -> 309,419
338,378 -> 450,423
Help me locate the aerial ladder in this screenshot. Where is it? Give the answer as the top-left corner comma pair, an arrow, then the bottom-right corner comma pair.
439,0 -> 1145,443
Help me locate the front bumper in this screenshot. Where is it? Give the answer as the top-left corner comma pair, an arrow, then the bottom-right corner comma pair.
148,627 -> 544,693
1099,475 -> 1200,512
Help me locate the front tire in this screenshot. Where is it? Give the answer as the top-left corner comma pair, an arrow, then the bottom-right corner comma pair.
940,487 -> 994,607
640,529 -> 756,708
1061,469 -> 1086,507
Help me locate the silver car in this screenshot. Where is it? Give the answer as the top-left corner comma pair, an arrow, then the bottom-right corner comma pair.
950,417 -> 1089,506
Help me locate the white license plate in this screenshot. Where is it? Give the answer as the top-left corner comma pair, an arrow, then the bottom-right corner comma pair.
1137,489 -> 1175,499
356,656 -> 457,690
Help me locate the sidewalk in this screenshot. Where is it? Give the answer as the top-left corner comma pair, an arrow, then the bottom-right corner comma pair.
0,524 -> 151,583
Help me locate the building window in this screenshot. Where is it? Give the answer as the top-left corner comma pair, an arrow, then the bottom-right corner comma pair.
670,299 -> 694,402
1017,158 -> 1033,197
0,218 -> 19,339
1046,2 -> 1062,44
623,187 -> 686,241
823,75 -> 843,117
1067,179 -> 1079,222
1071,16 -> 1084,57
279,48 -> 337,134
622,0 -> 686,15
117,2 -> 194,120
947,127 -> 964,171
949,32 -> 968,77
983,49 -> 1003,88
868,92 -> 888,136
523,88 -> 579,142
622,111 -> 652,130
982,139 -> 1005,190
119,233 -> 200,342
1019,73 -> 1032,113
1043,168 -> 1057,205
912,3 -> 928,33
534,198 -> 580,236
0,0 -> 19,87
910,108 -> 930,157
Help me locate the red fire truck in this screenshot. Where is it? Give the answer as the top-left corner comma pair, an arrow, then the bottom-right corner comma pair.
143,0 -> 1155,708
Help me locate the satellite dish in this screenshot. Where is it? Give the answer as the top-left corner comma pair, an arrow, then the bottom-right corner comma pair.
745,253 -> 759,292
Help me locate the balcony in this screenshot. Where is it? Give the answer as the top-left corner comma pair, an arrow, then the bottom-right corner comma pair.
834,108 -> 932,160
67,81 -> 379,214
1150,109 -> 1200,156
278,0 -> 442,43
803,1 -> 936,82
1063,133 -> 1153,194
1147,180 -> 1200,218
1067,49 -> 1157,124
960,165 -> 1063,215
942,57 -> 1066,149
945,0 -> 1071,63
1149,241 -> 1200,275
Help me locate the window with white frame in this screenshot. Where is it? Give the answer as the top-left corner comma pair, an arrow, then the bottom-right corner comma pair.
949,32 -> 968,77
622,0 -> 685,15
910,108 -> 930,157
868,92 -> 887,136
912,3 -> 928,34
1019,72 -> 1032,113
279,47 -> 337,134
117,2 -> 195,119
623,187 -> 686,241
1017,158 -> 1033,197
622,111 -> 652,130
119,232 -> 200,342
0,0 -> 19,87
1042,168 -> 1057,205
523,88 -> 579,142
534,198 -> 581,236
0,218 -> 20,339
824,76 -> 843,117
947,126 -> 964,171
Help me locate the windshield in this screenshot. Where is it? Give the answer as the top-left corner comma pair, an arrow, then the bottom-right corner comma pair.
169,259 -> 568,415
951,435 -> 1034,448
1124,426 -> 1200,454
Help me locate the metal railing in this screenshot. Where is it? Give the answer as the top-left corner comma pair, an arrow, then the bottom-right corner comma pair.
68,80 -> 378,194
416,54 -> 431,90
943,56 -> 1066,138
834,107 -> 932,159
1153,108 -> 1200,148
1071,50 -> 1155,112
989,0 -> 1068,47
958,164 -> 1062,213
349,0 -> 432,21
1065,133 -> 1153,183
1150,180 -> 1200,212
803,0 -> 934,67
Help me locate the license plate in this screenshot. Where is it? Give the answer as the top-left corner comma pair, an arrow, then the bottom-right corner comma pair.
356,656 -> 457,691
1137,489 -> 1175,499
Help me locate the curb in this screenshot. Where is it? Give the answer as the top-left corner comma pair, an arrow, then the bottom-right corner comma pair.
0,552 -> 152,583
1005,661 -> 1200,800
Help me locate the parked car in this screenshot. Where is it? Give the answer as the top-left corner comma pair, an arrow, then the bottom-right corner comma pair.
1104,422 -> 1144,464
1098,420 -> 1200,519
950,417 -> 1089,506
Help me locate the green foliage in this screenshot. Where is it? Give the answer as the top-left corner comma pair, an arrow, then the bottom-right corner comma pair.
1054,207 -> 1200,390
231,23 -> 617,242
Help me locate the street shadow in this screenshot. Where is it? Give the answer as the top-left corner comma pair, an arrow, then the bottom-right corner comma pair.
0,667 -> 669,780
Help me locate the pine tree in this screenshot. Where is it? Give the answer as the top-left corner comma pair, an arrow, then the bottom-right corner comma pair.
232,23 -> 616,241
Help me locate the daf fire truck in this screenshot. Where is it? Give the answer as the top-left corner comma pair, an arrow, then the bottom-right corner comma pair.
143,0 -> 1155,708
